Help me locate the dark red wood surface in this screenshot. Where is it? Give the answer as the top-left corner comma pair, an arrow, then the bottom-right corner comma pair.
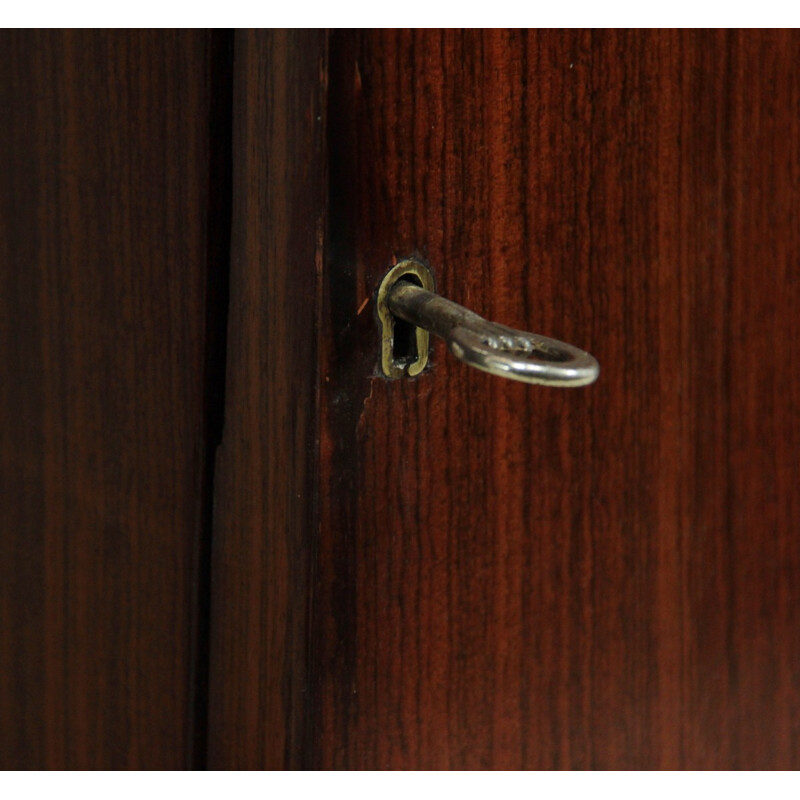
311,29 -> 800,769
0,30 -> 226,768
3,28 -> 799,771
205,30 -> 328,769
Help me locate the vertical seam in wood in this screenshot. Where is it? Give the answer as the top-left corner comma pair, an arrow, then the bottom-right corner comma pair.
189,29 -> 235,771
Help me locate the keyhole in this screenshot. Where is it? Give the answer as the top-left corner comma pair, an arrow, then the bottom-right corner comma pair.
391,276 -> 423,366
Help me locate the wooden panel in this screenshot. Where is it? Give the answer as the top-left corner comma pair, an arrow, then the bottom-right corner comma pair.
0,30 -> 224,768
206,30 -> 328,769
311,29 -> 800,769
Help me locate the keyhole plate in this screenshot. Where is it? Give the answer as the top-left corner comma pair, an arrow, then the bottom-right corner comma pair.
377,259 -> 435,378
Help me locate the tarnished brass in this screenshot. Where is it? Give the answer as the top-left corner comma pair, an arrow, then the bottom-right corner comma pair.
377,259 -> 436,378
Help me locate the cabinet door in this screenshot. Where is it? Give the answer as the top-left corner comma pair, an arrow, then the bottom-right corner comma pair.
3,29 -> 798,771
208,30 -> 800,770
0,30 -> 230,769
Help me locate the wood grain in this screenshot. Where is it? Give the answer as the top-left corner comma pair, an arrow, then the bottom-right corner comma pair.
0,30 -> 224,768
311,29 -> 800,769
205,30 -> 328,769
